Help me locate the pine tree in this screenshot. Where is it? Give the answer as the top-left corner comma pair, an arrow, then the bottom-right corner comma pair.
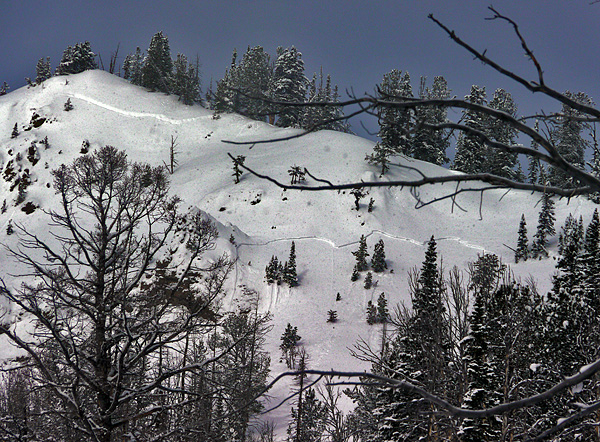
350,264 -> 359,282
549,91 -> 593,188
486,88 -> 518,178
268,46 -> 307,128
232,155 -> 245,184
35,57 -> 52,84
350,188 -> 367,211
367,70 -> 413,174
453,85 -> 489,174
172,53 -> 201,105
352,235 -> 369,271
236,46 -> 272,120
213,49 -> 239,114
287,388 -> 325,442
376,292 -> 388,323
0,82 -> 8,95
265,255 -> 280,284
527,120 -> 542,184
64,98 -> 73,111
515,214 -> 529,263
284,241 -> 298,286
141,31 -> 173,93
56,41 -> 97,75
11,123 -> 18,138
326,310 -> 338,323
364,271 -> 373,289
411,75 -> 451,165
366,300 -> 377,324
123,47 -> 144,86
531,193 -> 556,259
371,239 -> 387,272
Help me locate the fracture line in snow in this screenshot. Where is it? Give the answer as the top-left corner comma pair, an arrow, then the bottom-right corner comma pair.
67,93 -> 207,124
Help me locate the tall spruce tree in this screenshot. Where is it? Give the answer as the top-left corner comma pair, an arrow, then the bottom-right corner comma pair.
411,75 -> 451,165
56,41 -> 97,75
352,235 -> 369,272
371,239 -> 387,272
486,88 -> 518,178
515,214 -> 529,263
123,47 -> 145,86
236,46 -> 272,120
453,85 -> 488,174
268,46 -> 308,128
367,70 -> 413,174
549,91 -> 593,188
35,57 -> 52,84
141,31 -> 173,93
531,192 -> 556,259
284,241 -> 298,286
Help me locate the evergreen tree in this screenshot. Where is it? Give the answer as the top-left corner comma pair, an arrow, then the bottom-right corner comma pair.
549,91 -> 594,188
284,241 -> 298,286
364,271 -> 373,289
213,49 -> 239,114
287,388 -> 325,442
0,82 -> 8,95
367,70 -> 413,174
56,41 -> 97,75
172,53 -> 201,105
141,31 -> 173,93
527,120 -> 542,184
11,123 -> 18,139
64,98 -> 73,111
350,264 -> 359,282
352,235 -> 369,271
531,193 -> 556,259
35,57 -> 52,84
411,75 -> 451,165
123,47 -> 144,85
515,214 -> 529,263
236,46 -> 272,120
269,46 -> 308,128
326,310 -> 338,323
366,300 -> 377,324
232,155 -> 245,184
265,255 -> 280,284
453,85 -> 489,174
376,292 -> 388,323
371,239 -> 387,272
486,88 -> 518,178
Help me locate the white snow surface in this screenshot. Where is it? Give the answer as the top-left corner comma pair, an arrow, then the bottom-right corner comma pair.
0,70 -> 597,438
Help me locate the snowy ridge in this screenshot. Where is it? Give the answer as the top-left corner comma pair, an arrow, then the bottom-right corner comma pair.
0,70 -> 597,438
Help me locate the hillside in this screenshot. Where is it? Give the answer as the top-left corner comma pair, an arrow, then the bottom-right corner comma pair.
0,70 -> 596,436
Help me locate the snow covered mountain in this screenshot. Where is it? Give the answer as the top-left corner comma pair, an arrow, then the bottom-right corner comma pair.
0,70 -> 596,435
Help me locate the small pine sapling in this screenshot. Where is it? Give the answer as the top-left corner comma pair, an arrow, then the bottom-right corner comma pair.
366,301 -> 377,324
81,140 -> 90,154
6,220 -> 13,235
336,292 -> 341,301
376,292 -> 388,323
371,239 -> 387,272
11,123 -> 18,139
364,271 -> 373,289
352,235 -> 369,271
1,200 -> 7,214
350,264 -> 359,281
41,136 -> 50,149
368,197 -> 375,213
64,98 -> 73,111
350,188 -> 368,211
288,165 -> 306,185
232,154 -> 246,184
284,241 -> 298,286
165,135 -> 179,174
229,234 -> 236,245
0,82 -> 8,96
515,214 -> 529,263
327,310 -> 338,323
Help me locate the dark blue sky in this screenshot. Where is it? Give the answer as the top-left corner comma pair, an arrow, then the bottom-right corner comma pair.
2,1 -> 599,138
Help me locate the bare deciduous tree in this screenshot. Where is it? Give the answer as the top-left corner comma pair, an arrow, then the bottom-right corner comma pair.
0,146 -> 237,441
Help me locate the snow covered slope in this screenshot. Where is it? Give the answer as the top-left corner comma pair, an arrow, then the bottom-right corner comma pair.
0,70 -> 596,434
